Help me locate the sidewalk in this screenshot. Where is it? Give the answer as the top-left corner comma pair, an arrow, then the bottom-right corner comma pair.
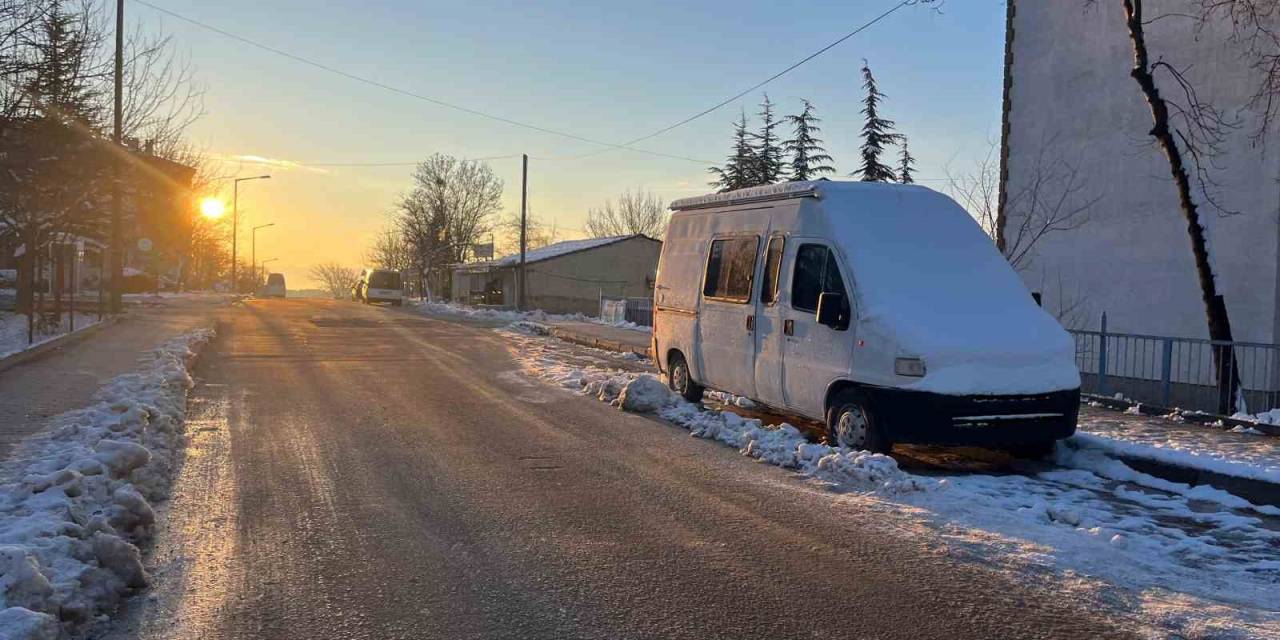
542,319 -> 1280,504
545,320 -> 651,357
0,294 -> 232,460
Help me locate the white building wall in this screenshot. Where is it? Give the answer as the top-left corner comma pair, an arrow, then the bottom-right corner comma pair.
1004,0 -> 1280,343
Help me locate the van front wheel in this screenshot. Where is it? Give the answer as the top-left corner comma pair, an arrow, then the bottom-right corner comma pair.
828,390 -> 890,454
667,353 -> 704,404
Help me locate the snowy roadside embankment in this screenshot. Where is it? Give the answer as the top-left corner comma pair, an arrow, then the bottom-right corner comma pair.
499,325 -> 1280,639
411,300 -> 649,332
0,327 -> 214,639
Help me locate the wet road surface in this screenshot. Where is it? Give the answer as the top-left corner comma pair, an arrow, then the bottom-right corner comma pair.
108,298 -> 1134,639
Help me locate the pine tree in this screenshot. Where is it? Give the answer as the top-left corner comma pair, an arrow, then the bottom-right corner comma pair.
853,60 -> 901,182
708,111 -> 757,192
25,1 -> 104,128
783,99 -> 835,182
751,94 -> 785,185
897,138 -> 916,184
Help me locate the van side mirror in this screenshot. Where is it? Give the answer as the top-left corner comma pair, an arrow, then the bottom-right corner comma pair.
816,292 -> 848,330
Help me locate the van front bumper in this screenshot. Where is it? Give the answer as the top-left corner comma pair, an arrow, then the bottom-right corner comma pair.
869,387 -> 1079,446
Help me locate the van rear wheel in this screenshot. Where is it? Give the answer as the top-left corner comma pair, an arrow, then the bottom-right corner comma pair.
828,390 -> 891,454
667,352 -> 704,404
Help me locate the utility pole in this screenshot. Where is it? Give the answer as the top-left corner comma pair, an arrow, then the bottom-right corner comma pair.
518,153 -> 528,311
109,0 -> 124,313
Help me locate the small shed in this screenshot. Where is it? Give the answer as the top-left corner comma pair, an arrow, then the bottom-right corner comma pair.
450,234 -> 661,315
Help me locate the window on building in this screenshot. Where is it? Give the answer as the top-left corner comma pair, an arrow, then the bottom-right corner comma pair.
702,236 -> 759,303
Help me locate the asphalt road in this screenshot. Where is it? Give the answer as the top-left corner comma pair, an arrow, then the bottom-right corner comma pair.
109,298 -> 1134,640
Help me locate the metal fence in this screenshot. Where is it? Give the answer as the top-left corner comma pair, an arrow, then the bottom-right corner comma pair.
599,295 -> 653,327
1070,320 -> 1280,416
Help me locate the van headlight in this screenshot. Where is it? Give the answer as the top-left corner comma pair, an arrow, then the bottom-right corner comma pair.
894,357 -> 926,377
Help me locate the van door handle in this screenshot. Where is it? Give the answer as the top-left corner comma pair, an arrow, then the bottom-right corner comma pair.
784,319 -> 794,336
746,315 -> 755,332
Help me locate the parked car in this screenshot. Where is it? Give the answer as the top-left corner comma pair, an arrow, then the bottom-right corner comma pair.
356,269 -> 403,306
262,272 -> 287,298
653,181 -> 1081,457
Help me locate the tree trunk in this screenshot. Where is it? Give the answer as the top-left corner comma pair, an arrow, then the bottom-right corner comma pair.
1122,0 -> 1241,415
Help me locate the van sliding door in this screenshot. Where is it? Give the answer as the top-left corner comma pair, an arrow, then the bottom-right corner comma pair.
697,235 -> 760,397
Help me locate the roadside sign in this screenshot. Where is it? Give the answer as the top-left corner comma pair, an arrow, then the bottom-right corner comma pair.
137,238 -> 153,252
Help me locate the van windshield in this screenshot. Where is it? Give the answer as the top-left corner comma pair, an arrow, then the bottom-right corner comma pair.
266,274 -> 284,286
369,271 -> 401,289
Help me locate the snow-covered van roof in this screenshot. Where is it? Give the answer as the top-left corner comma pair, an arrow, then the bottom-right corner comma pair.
459,234 -> 656,271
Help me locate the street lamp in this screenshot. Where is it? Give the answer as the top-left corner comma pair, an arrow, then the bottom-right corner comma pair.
232,175 -> 271,292
251,223 -> 275,290
259,258 -> 278,286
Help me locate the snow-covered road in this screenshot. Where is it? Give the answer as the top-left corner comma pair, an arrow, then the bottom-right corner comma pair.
498,323 -> 1280,639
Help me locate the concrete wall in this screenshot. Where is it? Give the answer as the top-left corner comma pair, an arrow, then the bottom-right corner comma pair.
525,236 -> 661,315
1003,0 -> 1280,342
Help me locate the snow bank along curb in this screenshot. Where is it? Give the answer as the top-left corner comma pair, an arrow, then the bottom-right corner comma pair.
547,326 -> 651,359
537,327 -> 1280,502
0,316 -> 119,375
503,327 -> 1280,637
0,326 -> 215,638
1086,393 -> 1280,437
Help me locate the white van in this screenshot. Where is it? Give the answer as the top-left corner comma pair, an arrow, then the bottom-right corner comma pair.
358,269 -> 403,306
653,181 -> 1080,456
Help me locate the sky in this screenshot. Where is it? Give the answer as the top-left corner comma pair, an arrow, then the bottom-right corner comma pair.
131,0 -> 1008,287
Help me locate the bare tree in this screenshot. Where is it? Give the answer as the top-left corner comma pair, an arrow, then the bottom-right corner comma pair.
364,225 -> 413,272
584,189 -> 668,238
1083,0 -> 1248,413
309,262 -> 357,299
496,207 -> 556,255
393,154 -> 502,298
950,139 -> 1095,271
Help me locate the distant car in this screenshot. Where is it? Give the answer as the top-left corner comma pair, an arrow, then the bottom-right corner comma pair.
262,273 -> 287,298
356,269 -> 403,306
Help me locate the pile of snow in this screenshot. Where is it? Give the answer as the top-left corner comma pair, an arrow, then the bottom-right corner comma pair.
0,327 -> 213,638
1233,408 -> 1280,426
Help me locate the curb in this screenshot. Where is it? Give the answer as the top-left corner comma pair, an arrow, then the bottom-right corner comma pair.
1083,393 -> 1280,437
0,315 -> 123,374
1106,453 -> 1279,508
548,326 -> 652,359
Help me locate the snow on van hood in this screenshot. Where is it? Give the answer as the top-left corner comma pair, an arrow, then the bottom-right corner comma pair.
813,182 -> 1080,396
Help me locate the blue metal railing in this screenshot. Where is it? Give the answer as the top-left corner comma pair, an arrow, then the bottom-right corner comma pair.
1069,316 -> 1280,415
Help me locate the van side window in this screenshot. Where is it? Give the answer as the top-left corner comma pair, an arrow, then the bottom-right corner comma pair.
760,236 -> 784,305
702,236 -> 760,303
791,244 -> 848,314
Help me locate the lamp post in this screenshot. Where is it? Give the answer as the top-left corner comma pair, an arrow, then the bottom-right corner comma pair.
251,222 -> 275,291
232,175 -> 271,292
259,258 -> 278,285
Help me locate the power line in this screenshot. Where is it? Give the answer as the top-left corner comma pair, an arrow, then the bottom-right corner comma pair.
581,0 -> 915,158
130,0 -> 712,164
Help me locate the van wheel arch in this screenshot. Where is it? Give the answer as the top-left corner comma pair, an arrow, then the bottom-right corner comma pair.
666,349 -> 705,403
825,381 -> 891,454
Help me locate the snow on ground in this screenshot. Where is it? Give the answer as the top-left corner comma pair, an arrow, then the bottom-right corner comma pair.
0,313 -> 100,360
411,300 -> 649,332
1234,409 -> 1280,426
0,327 -> 214,639
497,324 -> 1280,639
1076,410 -> 1280,485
